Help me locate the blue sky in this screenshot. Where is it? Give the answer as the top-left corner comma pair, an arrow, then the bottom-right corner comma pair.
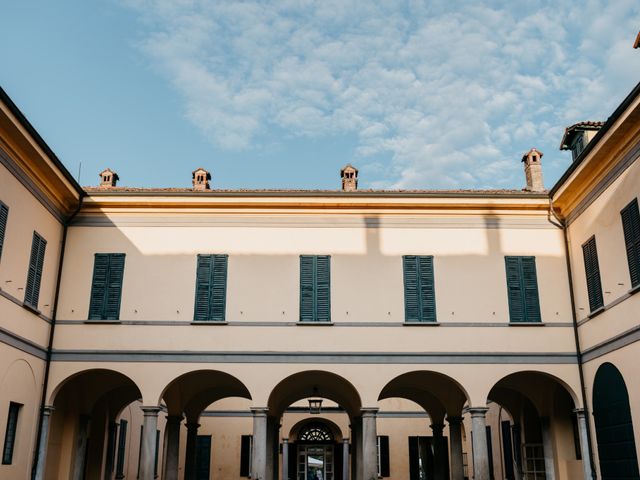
1,1 -> 639,190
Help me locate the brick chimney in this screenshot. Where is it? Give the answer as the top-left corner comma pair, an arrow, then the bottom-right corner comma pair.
98,168 -> 119,188
192,167 -> 211,191
340,164 -> 358,192
522,148 -> 544,192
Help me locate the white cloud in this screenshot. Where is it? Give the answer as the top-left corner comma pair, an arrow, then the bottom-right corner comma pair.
121,0 -> 640,188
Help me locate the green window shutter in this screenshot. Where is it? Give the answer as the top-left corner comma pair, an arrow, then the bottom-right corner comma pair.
505,256 -> 541,322
0,202 -> 8,261
582,237 -> 604,312
403,256 -> 436,322
240,435 -> 251,477
88,253 -> 125,320
193,254 -> 228,321
379,435 -> 390,476
24,232 -> 46,309
621,198 -> 640,288
299,255 -> 331,322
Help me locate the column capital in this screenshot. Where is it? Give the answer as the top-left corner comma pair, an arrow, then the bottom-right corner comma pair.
282,438 -> 289,444
251,407 -> 269,417
185,421 -> 200,429
140,406 -> 161,416
467,407 -> 489,417
166,414 -> 183,424
360,407 -> 379,417
446,415 -> 463,425
572,408 -> 586,416
42,405 -> 55,416
342,438 -> 349,444
430,423 -> 445,436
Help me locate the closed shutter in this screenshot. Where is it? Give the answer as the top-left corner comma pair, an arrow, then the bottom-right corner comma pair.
24,232 -> 46,309
194,254 -> 228,321
408,436 -> 419,480
300,255 -> 331,322
621,198 -> 640,287
403,256 -> 436,322
379,435 -> 390,477
240,435 -> 251,477
88,253 -> 125,320
115,420 -> 127,478
0,203 -> 8,261
582,238 -> 604,312
505,256 -> 541,322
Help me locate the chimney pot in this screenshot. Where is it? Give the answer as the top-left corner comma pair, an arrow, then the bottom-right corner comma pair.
192,167 -> 211,191
340,164 -> 358,192
98,168 -> 119,188
522,148 -> 544,192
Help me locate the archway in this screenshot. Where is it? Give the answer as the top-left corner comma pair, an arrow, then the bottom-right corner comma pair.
593,363 -> 640,480
378,371 -> 470,480
487,371 -> 583,480
45,369 -> 142,480
266,371 -> 362,480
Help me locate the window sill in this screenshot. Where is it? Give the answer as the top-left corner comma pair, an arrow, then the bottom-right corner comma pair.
588,306 -> 605,319
191,321 -> 228,325
84,320 -> 121,324
296,321 -> 334,326
509,322 -> 545,326
22,302 -> 41,315
629,283 -> 640,296
403,321 -> 439,326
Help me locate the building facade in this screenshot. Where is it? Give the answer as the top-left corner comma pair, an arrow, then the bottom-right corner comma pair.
0,80 -> 639,480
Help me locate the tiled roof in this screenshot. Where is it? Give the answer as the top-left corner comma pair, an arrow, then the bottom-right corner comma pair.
560,121 -> 605,150
566,121 -> 605,130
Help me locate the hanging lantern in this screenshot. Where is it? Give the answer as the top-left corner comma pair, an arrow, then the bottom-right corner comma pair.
308,386 -> 323,414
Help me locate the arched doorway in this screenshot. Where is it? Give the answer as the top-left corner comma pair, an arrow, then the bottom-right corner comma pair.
293,420 -> 341,480
593,363 -> 640,479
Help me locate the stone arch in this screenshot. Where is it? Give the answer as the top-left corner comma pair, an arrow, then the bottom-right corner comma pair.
593,362 -> 640,479
268,370 -> 362,419
288,417 -> 344,442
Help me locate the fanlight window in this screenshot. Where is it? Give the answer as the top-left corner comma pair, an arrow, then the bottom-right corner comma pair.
298,422 -> 334,442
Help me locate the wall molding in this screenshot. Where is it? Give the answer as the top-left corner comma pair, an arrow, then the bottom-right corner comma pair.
0,325 -> 47,360
582,324 -> 640,362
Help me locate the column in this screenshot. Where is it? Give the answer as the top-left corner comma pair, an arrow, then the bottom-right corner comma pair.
104,421 -> 118,480
33,405 -> 54,480
184,421 -> 200,480
573,409 -> 594,480
252,408 -> 268,480
164,415 -> 182,480
430,423 -> 447,480
71,414 -> 91,480
540,417 -> 556,480
139,407 -> 160,480
282,438 -> 289,480
469,407 -> 490,480
447,416 -> 465,480
343,438 -> 350,480
361,408 -> 378,480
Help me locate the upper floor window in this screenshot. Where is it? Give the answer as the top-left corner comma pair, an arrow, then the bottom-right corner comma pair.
0,202 -> 8,262
621,198 -> 640,288
2,402 -> 21,465
88,253 -> 126,320
505,256 -> 541,323
24,232 -> 47,309
193,254 -> 228,321
300,255 -> 331,322
582,237 -> 604,313
403,255 -> 436,322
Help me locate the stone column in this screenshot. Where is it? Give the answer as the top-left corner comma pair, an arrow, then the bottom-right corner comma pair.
540,417 -> 556,480
431,423 -> 447,480
139,407 -> 160,480
164,415 -> 182,480
71,414 -> 91,480
573,409 -> 594,480
447,416 -> 464,480
33,405 -> 54,480
282,438 -> 289,480
104,421 -> 118,480
343,438 -> 350,480
252,408 -> 268,480
469,407 -> 490,480
361,408 -> 378,480
184,421 -> 200,480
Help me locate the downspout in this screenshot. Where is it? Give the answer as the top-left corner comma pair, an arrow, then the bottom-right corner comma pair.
31,193 -> 84,479
547,197 -> 597,479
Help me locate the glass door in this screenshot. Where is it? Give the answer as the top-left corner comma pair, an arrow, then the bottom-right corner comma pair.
297,445 -> 334,480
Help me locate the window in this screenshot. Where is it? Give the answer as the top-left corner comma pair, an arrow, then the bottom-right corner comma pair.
523,444 -> 546,480
88,253 -> 126,320
403,256 -> 436,322
621,198 -> 640,288
115,420 -> 127,478
193,254 -> 228,321
24,232 -> 47,309
582,237 -> 604,312
377,435 -> 390,477
2,402 -> 21,465
240,435 -> 252,477
505,256 -> 541,322
0,202 -> 8,262
300,255 -> 330,322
